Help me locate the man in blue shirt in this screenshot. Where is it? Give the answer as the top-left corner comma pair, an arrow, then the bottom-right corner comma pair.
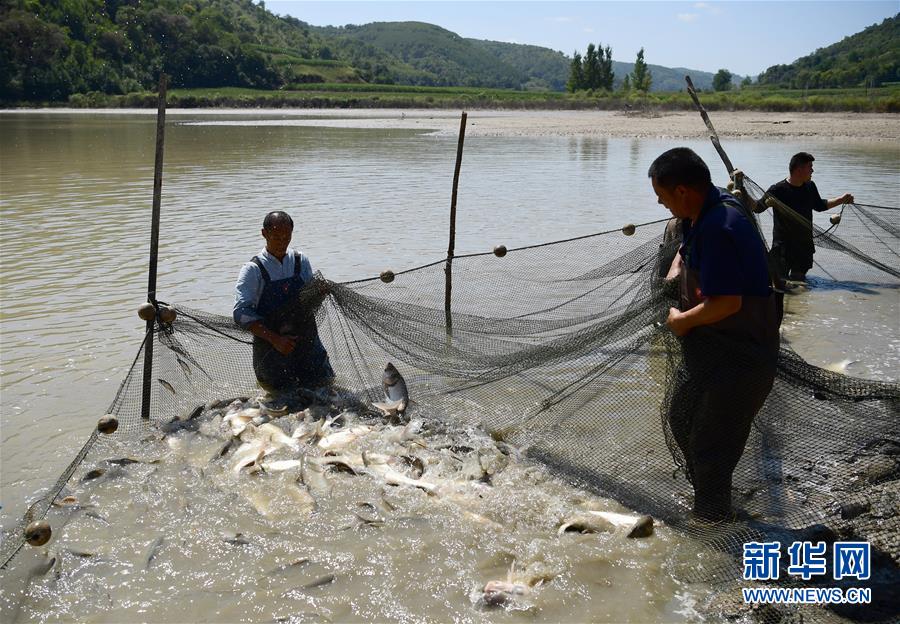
233,211 -> 334,391
650,148 -> 780,523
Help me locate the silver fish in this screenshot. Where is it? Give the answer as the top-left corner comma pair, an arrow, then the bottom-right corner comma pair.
143,536 -> 164,569
158,378 -> 176,395
372,362 -> 409,416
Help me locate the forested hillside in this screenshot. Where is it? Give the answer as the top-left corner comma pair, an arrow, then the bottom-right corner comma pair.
1,0 -> 892,105
757,15 -> 898,88
317,22 -> 525,88
0,0 -> 349,101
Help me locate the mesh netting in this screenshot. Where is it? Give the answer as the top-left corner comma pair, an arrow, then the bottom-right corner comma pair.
2,177 -> 898,622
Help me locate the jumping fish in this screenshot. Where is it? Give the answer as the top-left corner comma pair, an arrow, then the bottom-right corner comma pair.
317,425 -> 371,451
143,536 -> 165,569
362,451 -> 438,495
558,510 -> 654,538
372,362 -> 409,417
300,458 -> 332,497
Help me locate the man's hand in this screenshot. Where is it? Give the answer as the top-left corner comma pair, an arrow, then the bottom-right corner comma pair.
271,334 -> 297,355
840,193 -> 854,205
667,307 -> 690,337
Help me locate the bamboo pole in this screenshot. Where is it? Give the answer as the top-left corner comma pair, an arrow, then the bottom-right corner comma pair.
141,74 -> 168,420
684,75 -> 735,175
444,111 -> 467,337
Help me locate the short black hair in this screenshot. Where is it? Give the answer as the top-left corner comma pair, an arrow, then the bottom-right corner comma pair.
263,211 -> 293,230
647,147 -> 711,192
789,152 -> 814,173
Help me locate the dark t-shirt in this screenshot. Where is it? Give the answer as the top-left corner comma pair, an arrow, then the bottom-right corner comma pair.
680,187 -> 772,298
766,179 -> 828,259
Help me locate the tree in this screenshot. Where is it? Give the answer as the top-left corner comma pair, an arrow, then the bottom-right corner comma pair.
630,47 -> 651,92
583,43 -> 600,89
741,76 -> 753,88
712,68 -> 733,91
598,44 -> 614,90
621,74 -> 631,92
566,50 -> 584,92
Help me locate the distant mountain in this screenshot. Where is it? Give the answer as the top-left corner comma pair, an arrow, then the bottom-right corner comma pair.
321,22 -> 730,92
757,15 -> 899,88
316,22 -> 526,88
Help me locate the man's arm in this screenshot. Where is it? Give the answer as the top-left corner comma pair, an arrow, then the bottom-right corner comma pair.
667,295 -> 742,337
246,321 -> 296,355
234,263 -> 297,355
825,193 -> 854,210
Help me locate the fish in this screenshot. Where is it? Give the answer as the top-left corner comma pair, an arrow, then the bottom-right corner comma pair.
256,423 -> 301,451
143,536 -> 164,569
106,457 -> 160,466
362,452 -> 438,495
300,458 -> 331,497
481,580 -> 529,606
222,532 -> 251,546
558,510 -> 654,538
825,359 -> 857,374
224,408 -> 262,437
231,441 -> 268,474
300,574 -> 336,590
372,362 -> 409,417
158,378 -> 176,395
266,558 -> 311,576
260,459 -> 304,472
317,425 -> 371,451
286,483 -> 317,515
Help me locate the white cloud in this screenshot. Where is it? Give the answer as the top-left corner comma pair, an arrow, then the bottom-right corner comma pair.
583,27 -> 595,33
677,13 -> 699,22
694,2 -> 723,15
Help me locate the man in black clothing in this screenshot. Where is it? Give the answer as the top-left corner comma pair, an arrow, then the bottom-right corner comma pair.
761,152 -> 854,281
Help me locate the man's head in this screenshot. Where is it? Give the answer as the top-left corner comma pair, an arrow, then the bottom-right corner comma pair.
261,211 -> 294,259
648,148 -> 712,221
788,152 -> 815,182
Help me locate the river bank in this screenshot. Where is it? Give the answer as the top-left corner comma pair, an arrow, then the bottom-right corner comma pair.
5,108 -> 900,141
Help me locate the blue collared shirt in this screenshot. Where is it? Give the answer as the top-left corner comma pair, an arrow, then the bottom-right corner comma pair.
233,247 -> 314,327
680,186 -> 771,297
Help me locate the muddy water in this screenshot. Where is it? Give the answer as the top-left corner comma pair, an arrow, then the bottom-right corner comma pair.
1,110 -> 897,621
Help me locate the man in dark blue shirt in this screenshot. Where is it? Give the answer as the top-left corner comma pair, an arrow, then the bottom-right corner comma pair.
760,152 -> 854,281
650,147 -> 780,522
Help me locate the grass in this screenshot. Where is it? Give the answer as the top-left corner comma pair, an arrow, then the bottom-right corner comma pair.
56,84 -> 900,113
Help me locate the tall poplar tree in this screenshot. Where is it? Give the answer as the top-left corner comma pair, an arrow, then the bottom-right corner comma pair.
583,43 -> 601,89
631,48 -> 652,92
566,51 -> 584,92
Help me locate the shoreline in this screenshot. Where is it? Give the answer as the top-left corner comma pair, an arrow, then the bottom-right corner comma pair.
3,109 -> 900,141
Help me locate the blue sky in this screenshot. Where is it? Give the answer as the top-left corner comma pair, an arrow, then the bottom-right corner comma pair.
267,1 -> 897,76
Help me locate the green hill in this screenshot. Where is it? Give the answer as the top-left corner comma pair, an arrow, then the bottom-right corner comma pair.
316,22 -> 525,88
757,15 -> 899,88
0,0 -> 352,101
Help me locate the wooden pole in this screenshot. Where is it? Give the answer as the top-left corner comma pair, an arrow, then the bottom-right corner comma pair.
684,75 -> 735,175
444,111 -> 467,337
141,74 -> 168,420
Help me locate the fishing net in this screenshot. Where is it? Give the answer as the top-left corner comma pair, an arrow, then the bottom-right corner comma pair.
1,174 -> 898,622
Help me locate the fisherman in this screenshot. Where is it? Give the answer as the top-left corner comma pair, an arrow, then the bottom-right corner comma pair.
651,147 -> 780,523
233,211 -> 334,392
759,152 -> 854,281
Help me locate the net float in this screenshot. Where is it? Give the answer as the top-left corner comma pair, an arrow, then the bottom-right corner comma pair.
137,303 -> 156,321
493,245 -> 507,257
622,224 -> 636,236
97,415 -> 119,434
380,270 -> 395,283
158,305 -> 177,323
25,521 -> 51,547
